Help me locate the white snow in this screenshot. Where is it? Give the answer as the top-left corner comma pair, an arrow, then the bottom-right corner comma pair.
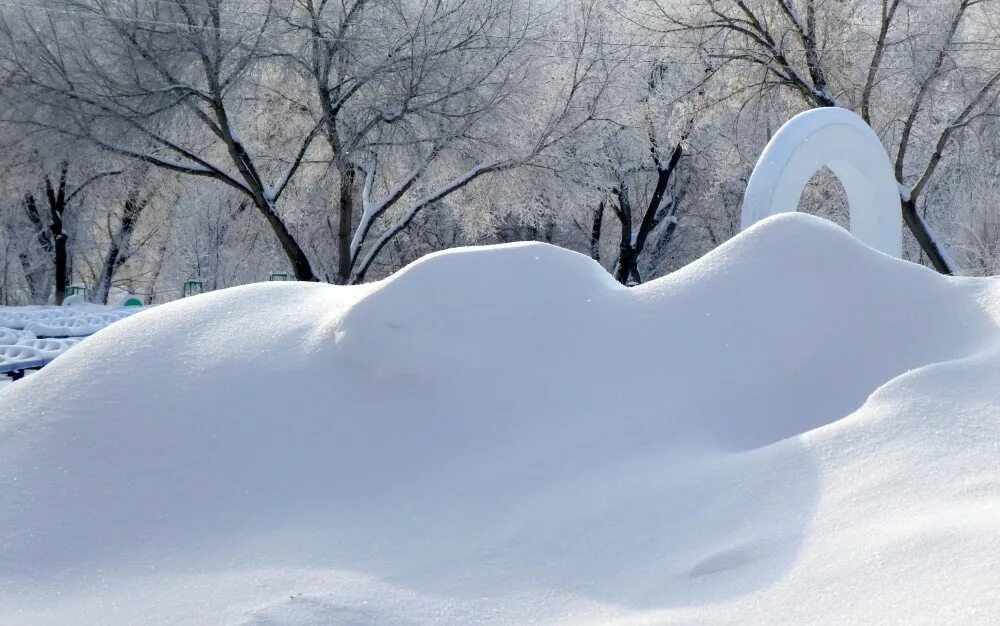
742,107 -> 903,258
1,213 -> 1000,623
0,306 -> 140,375
0,305 -> 137,336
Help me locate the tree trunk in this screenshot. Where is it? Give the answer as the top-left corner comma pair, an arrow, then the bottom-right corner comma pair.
590,201 -> 605,262
95,253 -> 117,304
53,232 -> 68,304
901,198 -> 953,274
335,165 -> 356,284
258,198 -> 317,282
96,193 -> 146,303
45,168 -> 69,304
612,181 -> 635,285
146,241 -> 168,305
20,193 -> 53,303
616,242 -> 637,285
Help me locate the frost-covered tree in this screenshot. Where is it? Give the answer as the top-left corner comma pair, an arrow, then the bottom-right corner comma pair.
1,0 -> 328,280
643,0 -> 1000,274
3,0 -> 1000,298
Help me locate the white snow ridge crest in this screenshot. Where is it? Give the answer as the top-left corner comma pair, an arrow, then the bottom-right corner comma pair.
2,213 -> 1000,624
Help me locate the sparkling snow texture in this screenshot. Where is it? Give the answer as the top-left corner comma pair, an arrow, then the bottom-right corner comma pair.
1,214 -> 999,623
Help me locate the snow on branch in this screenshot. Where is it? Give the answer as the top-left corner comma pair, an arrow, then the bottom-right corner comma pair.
266,118 -> 325,203
350,160 -> 506,282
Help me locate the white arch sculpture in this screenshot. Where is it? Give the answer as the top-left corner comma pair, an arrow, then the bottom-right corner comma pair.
741,107 -> 902,258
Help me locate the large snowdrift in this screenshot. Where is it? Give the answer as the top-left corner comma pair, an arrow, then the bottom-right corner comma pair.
1,214 -> 999,624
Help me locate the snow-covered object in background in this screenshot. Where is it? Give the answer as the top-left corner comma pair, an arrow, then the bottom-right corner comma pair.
0,306 -> 139,374
107,288 -> 144,308
0,345 -> 47,372
0,328 -> 30,346
742,107 -> 903,258
61,294 -> 87,307
25,315 -> 115,338
2,214 -> 1000,623
14,336 -> 83,356
15,308 -> 138,338
0,308 -> 64,330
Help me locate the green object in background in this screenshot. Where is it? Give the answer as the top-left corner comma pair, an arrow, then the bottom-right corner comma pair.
269,272 -> 289,281
182,280 -> 204,297
67,284 -> 87,297
123,297 -> 143,307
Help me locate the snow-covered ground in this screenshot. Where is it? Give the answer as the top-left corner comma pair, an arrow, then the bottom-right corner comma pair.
2,213 -> 999,624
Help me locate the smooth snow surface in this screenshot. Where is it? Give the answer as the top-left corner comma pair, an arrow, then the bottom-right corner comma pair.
2,214 -> 1000,624
742,107 -> 903,258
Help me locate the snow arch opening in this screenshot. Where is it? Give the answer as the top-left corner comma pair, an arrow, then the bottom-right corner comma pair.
741,107 -> 902,258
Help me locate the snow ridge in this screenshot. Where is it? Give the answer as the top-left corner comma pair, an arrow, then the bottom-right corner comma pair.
1,213 -> 999,624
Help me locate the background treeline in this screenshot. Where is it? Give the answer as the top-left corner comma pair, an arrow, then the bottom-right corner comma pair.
1,0 -> 999,304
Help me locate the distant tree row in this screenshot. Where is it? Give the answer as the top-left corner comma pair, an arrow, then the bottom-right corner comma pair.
1,0 -> 999,304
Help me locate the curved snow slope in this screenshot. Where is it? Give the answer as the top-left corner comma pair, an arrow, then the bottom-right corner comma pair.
2,214 -> 1000,624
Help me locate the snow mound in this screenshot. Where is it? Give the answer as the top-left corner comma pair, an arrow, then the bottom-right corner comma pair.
2,213 -> 1000,624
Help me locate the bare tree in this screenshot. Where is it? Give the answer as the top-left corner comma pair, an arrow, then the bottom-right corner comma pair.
16,163 -> 120,303
94,174 -> 155,304
1,0 -> 616,285
648,0 -> 1000,273
281,0 -> 613,284
1,0 -> 323,280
